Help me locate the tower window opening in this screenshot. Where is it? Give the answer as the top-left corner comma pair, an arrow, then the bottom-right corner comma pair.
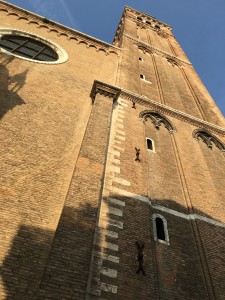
155,25 -> 160,30
139,57 -> 143,61
146,21 -> 151,25
146,138 -> 154,151
140,74 -> 145,80
152,214 -> 169,245
137,17 -> 142,21
155,218 -> 165,241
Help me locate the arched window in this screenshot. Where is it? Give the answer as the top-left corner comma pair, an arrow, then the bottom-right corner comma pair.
140,111 -> 175,133
155,25 -> 161,30
152,214 -> 169,244
155,218 -> 165,240
146,138 -> 155,152
146,21 -> 151,26
193,130 -> 225,153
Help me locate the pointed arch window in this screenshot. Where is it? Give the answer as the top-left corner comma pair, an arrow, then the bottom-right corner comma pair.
152,214 -> 169,245
140,111 -> 175,133
193,130 -> 225,153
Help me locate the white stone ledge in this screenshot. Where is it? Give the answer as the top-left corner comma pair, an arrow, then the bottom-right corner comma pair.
116,129 -> 125,135
113,177 -> 131,186
116,119 -> 124,124
115,135 -> 125,141
97,227 -> 118,239
109,144 -> 124,151
105,197 -> 126,207
99,217 -> 123,229
93,251 -> 119,263
98,282 -> 117,293
116,124 -> 124,129
106,165 -> 120,174
100,267 -> 117,278
110,187 -> 150,204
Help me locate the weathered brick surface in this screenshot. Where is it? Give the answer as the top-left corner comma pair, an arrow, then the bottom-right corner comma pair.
0,2 -> 225,300
38,92 -> 116,299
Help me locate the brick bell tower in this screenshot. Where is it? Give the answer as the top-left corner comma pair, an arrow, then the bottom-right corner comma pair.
84,7 -> 225,300
0,2 -> 225,300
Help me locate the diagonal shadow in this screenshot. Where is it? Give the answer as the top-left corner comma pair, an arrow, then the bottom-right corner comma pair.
0,197 -> 224,299
0,54 -> 27,119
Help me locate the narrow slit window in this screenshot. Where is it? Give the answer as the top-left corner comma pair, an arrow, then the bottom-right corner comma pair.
147,138 -> 153,151
152,214 -> 169,245
155,218 -> 165,241
140,74 -> 145,79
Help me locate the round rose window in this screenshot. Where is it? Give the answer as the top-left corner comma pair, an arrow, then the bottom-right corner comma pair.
0,34 -> 58,62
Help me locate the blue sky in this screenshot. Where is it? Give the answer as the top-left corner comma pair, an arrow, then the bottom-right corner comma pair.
4,0 -> 225,116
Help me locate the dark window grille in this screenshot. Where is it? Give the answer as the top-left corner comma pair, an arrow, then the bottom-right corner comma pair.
0,35 -> 58,61
155,217 -> 165,241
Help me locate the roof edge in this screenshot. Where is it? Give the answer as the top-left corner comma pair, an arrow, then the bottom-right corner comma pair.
0,0 -> 120,51
125,5 -> 172,29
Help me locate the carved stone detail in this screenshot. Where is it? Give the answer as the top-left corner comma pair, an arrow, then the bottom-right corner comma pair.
193,130 -> 225,152
140,111 -> 175,133
119,88 -> 225,137
90,81 -> 121,104
157,30 -> 168,38
125,34 -> 191,66
137,44 -> 155,55
165,56 -> 183,68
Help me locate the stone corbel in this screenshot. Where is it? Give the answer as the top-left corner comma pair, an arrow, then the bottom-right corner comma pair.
90,80 -> 121,104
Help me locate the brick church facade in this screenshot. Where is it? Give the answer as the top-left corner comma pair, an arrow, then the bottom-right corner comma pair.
0,1 -> 225,299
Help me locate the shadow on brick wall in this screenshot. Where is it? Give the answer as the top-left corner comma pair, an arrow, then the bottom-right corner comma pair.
0,54 -> 27,119
0,225 -> 53,299
0,203 -> 97,299
0,197 -> 224,299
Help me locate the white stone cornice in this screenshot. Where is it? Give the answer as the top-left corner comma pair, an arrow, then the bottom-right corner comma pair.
124,34 -> 191,66
89,81 -> 225,136
119,88 -> 225,136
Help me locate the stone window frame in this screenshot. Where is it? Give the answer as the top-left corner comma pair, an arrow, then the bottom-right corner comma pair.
0,28 -> 68,64
146,137 -> 155,153
193,129 -> 225,153
152,213 -> 170,245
